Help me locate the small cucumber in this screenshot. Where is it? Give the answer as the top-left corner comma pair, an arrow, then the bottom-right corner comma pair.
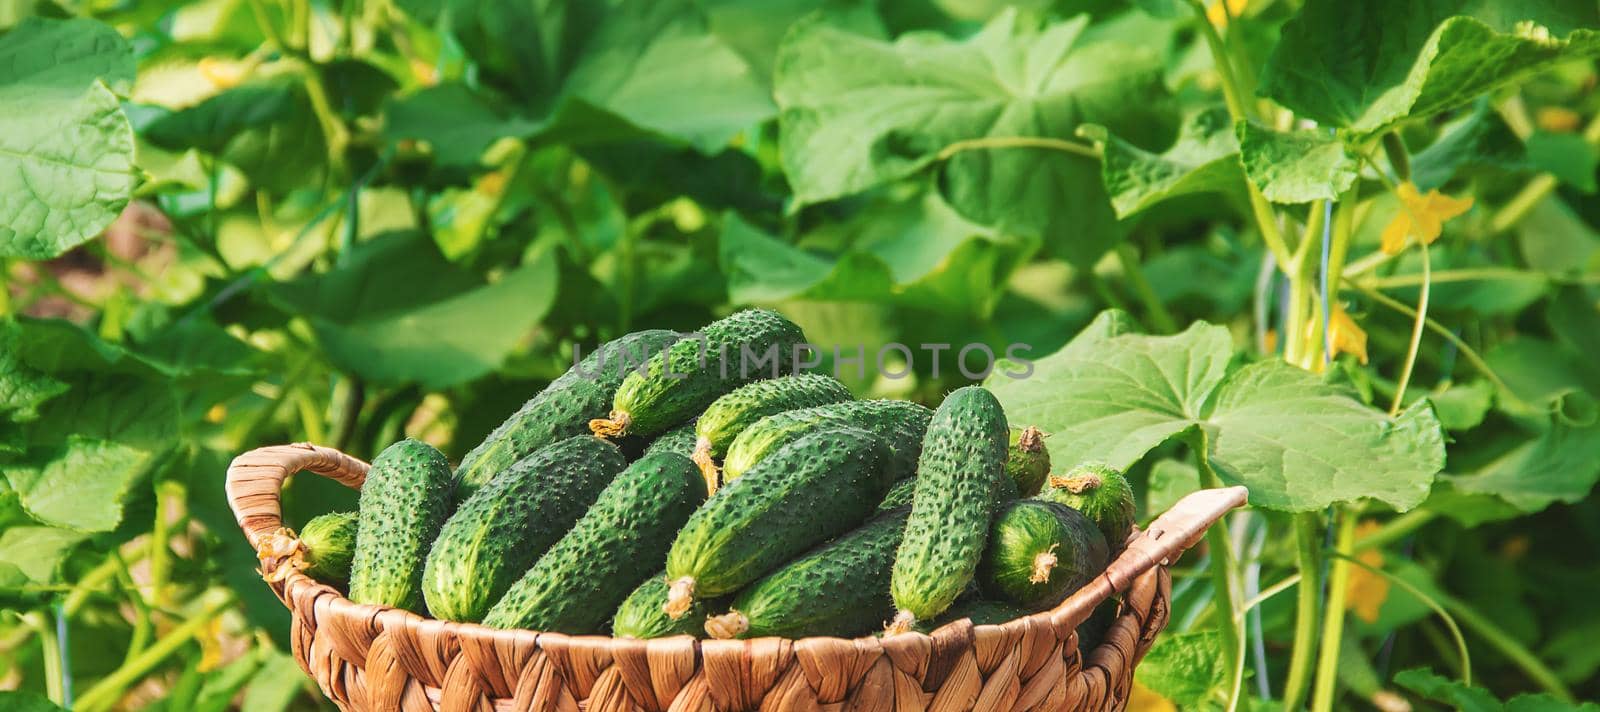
613,574 -> 710,639
482,452 -> 705,632
923,599 -> 1031,631
300,511 -> 357,585
348,439 -> 453,611
1005,426 -> 1051,496
591,309 -> 806,439
876,477 -> 917,513
977,500 -> 1109,610
705,508 -> 909,640
454,329 -> 679,499
644,421 -> 700,459
1075,598 -> 1121,652
888,386 -> 1008,633
1038,463 -> 1137,550
721,399 -> 932,483
693,374 -> 853,490
662,428 -> 892,619
422,436 -> 626,622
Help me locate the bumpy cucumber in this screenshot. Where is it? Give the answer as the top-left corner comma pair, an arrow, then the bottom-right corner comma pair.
1037,463 -> 1137,549
693,374 -> 853,489
721,399 -> 933,483
705,508 -> 909,640
1005,426 -> 1051,496
977,500 -> 1109,610
923,599 -> 1031,631
644,421 -> 700,458
662,428 -> 892,619
348,439 -> 452,611
613,574 -> 710,639
888,386 -> 1009,632
482,452 -> 705,632
454,329 -> 678,499
422,436 -> 626,622
591,309 -> 805,439
300,511 -> 357,585
876,477 -> 917,513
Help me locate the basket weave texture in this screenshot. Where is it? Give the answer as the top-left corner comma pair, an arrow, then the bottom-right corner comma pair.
226,443 -> 1247,712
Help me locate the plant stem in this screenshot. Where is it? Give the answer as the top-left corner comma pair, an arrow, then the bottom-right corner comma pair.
1332,552 -> 1470,686
1352,509 -> 1436,553
1115,242 -> 1176,333
1237,573 -> 1300,622
1281,512 -> 1323,711
149,477 -> 183,608
1192,432 -> 1245,712
1343,278 -> 1518,404
1380,133 -> 1411,182
0,259 -> 12,318
1389,241 -> 1431,416
935,135 -> 1100,161
1310,509 -> 1356,712
24,611 -> 65,704
74,593 -> 237,712
1489,111 -> 1600,234
1440,592 -> 1574,701
112,553 -> 154,662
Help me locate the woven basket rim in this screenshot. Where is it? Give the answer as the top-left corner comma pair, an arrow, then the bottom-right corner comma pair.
227,441 -> 1248,648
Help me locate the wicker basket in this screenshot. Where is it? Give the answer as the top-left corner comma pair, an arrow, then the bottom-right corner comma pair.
226,443 -> 1247,712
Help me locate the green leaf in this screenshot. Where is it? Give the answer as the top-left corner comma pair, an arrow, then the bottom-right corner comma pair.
1411,102 -> 1531,190
1525,131 -> 1599,193
1445,411 -> 1600,512
988,314 -> 1446,511
1080,107 -> 1245,218
1261,0 -> 1600,135
3,436 -> 157,532
0,525 -> 86,584
0,17 -> 138,259
775,11 -> 1172,265
0,329 -> 68,423
384,83 -> 540,167
1236,122 -> 1359,203
1135,631 -> 1228,709
0,691 -> 69,712
1395,667 -> 1600,712
143,81 -> 300,154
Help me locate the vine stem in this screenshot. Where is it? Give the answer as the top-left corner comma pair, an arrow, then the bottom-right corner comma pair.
934,136 -> 1100,161
0,259 -> 13,317
1389,241 -> 1431,417
1330,552 -> 1470,687
1489,110 -> 1600,234
1351,509 -> 1436,553
1280,512 -> 1322,712
1115,243 -> 1177,333
1192,431 -> 1245,712
23,611 -> 64,704
1309,509 -> 1356,712
74,593 -> 237,712
1440,592 -> 1575,701
1342,278 -> 1520,406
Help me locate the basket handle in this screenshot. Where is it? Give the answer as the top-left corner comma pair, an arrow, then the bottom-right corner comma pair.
1103,486 -> 1249,592
225,443 -> 370,551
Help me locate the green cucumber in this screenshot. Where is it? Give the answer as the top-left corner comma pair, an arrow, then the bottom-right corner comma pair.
613,574 -> 710,639
422,436 -> 626,622
705,508 -> 908,640
348,439 -> 452,611
693,374 -> 853,490
591,309 -> 805,439
925,599 -> 1031,630
1038,463 -> 1137,550
721,399 -> 932,483
1075,598 -> 1120,652
662,428 -> 892,619
644,421 -> 700,458
976,500 -> 1109,610
876,477 -> 917,513
482,452 -> 705,632
1005,426 -> 1051,496
888,386 -> 1008,633
300,511 -> 357,585
454,329 -> 679,499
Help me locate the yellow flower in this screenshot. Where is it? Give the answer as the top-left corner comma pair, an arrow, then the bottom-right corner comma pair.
1536,106 -> 1581,133
1327,304 -> 1368,364
1380,181 -> 1473,255
197,57 -> 244,90
1128,680 -> 1177,712
410,58 -> 439,86
1206,0 -> 1248,27
1345,521 -> 1390,624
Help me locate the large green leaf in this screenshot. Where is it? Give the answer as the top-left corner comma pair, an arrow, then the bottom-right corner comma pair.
3,436 -> 155,532
0,691 -> 69,712
1445,412 -> 1600,512
384,83 -> 540,167
0,330 -> 67,423
987,314 -> 1446,511
1079,107 -> 1244,218
1236,122 -> 1359,203
0,525 -> 86,584
775,11 -> 1172,265
1261,0 -> 1600,135
0,17 -> 137,259
1410,102 -> 1530,190
1135,631 -> 1228,709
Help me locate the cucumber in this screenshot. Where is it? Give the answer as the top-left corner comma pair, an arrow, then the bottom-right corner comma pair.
976,500 -> 1109,610
705,508 -> 909,640
888,386 -> 1008,633
1038,463 -> 1137,550
1005,426 -> 1050,496
422,436 -> 626,622
721,399 -> 932,483
1075,598 -> 1121,652
876,477 -> 917,513
662,428 -> 892,619
482,452 -> 705,632
454,329 -> 679,499
644,421 -> 700,458
924,599 -> 1031,631
348,439 -> 452,611
300,511 -> 357,585
693,374 -> 853,490
613,574 -> 710,639
590,309 -> 805,439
